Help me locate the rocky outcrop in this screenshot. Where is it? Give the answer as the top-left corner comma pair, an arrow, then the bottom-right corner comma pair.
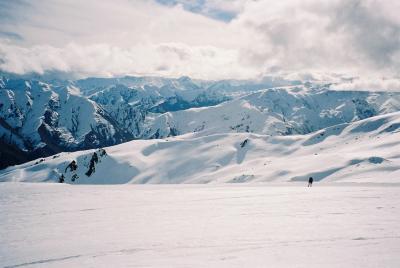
57,149 -> 107,183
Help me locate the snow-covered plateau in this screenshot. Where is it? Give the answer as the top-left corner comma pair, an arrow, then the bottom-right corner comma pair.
1,183 -> 400,267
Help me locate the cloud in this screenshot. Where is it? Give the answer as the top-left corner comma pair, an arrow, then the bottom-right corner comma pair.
330,78 -> 400,92
0,0 -> 238,48
0,41 -> 256,80
0,0 -> 400,82
232,0 -> 400,77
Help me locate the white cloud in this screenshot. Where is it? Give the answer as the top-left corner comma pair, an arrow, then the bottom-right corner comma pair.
0,0 -> 400,82
202,0 -> 246,14
231,0 -> 400,77
0,41 -> 256,80
330,78 -> 400,92
0,0 -> 236,48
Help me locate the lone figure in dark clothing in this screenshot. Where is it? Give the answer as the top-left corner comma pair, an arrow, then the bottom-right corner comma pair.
308,177 -> 314,187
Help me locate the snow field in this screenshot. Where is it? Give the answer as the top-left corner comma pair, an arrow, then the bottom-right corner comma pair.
1,183 -> 400,267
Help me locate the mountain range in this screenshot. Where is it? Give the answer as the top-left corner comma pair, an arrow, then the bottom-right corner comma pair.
1,111 -> 399,183
1,73 -> 400,179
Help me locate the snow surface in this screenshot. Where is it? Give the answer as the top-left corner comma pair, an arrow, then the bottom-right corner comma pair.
1,183 -> 400,267
144,86 -> 400,138
2,111 -> 400,184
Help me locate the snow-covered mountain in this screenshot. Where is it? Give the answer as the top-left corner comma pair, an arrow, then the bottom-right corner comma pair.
1,111 -> 399,184
0,77 -> 133,169
0,74 -> 233,168
1,73 -> 400,170
88,83 -> 229,137
143,85 -> 400,138
74,75 -> 300,96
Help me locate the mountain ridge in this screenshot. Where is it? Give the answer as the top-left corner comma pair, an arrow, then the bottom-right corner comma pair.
1,73 -> 400,169
1,111 -> 399,184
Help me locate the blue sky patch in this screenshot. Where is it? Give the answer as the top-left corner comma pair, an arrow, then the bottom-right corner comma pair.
155,0 -> 236,22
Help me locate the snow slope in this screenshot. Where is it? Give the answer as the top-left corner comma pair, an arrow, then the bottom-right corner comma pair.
89,83 -> 229,137
1,111 -> 400,184
143,86 -> 400,138
2,72 -> 400,170
1,183 -> 400,267
0,75 -> 229,168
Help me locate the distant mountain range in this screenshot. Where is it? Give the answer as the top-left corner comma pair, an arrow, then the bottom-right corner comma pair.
1,73 -> 400,169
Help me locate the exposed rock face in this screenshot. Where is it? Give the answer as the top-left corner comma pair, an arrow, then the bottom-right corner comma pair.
240,139 -> 249,148
60,149 -> 107,183
85,152 -> 98,177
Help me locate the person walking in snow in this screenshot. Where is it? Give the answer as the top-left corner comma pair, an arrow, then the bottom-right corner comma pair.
308,176 -> 314,187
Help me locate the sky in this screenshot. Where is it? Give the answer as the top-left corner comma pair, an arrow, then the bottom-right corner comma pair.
0,0 -> 400,86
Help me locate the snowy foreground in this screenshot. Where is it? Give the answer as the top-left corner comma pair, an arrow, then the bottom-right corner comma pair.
1,183 -> 400,268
